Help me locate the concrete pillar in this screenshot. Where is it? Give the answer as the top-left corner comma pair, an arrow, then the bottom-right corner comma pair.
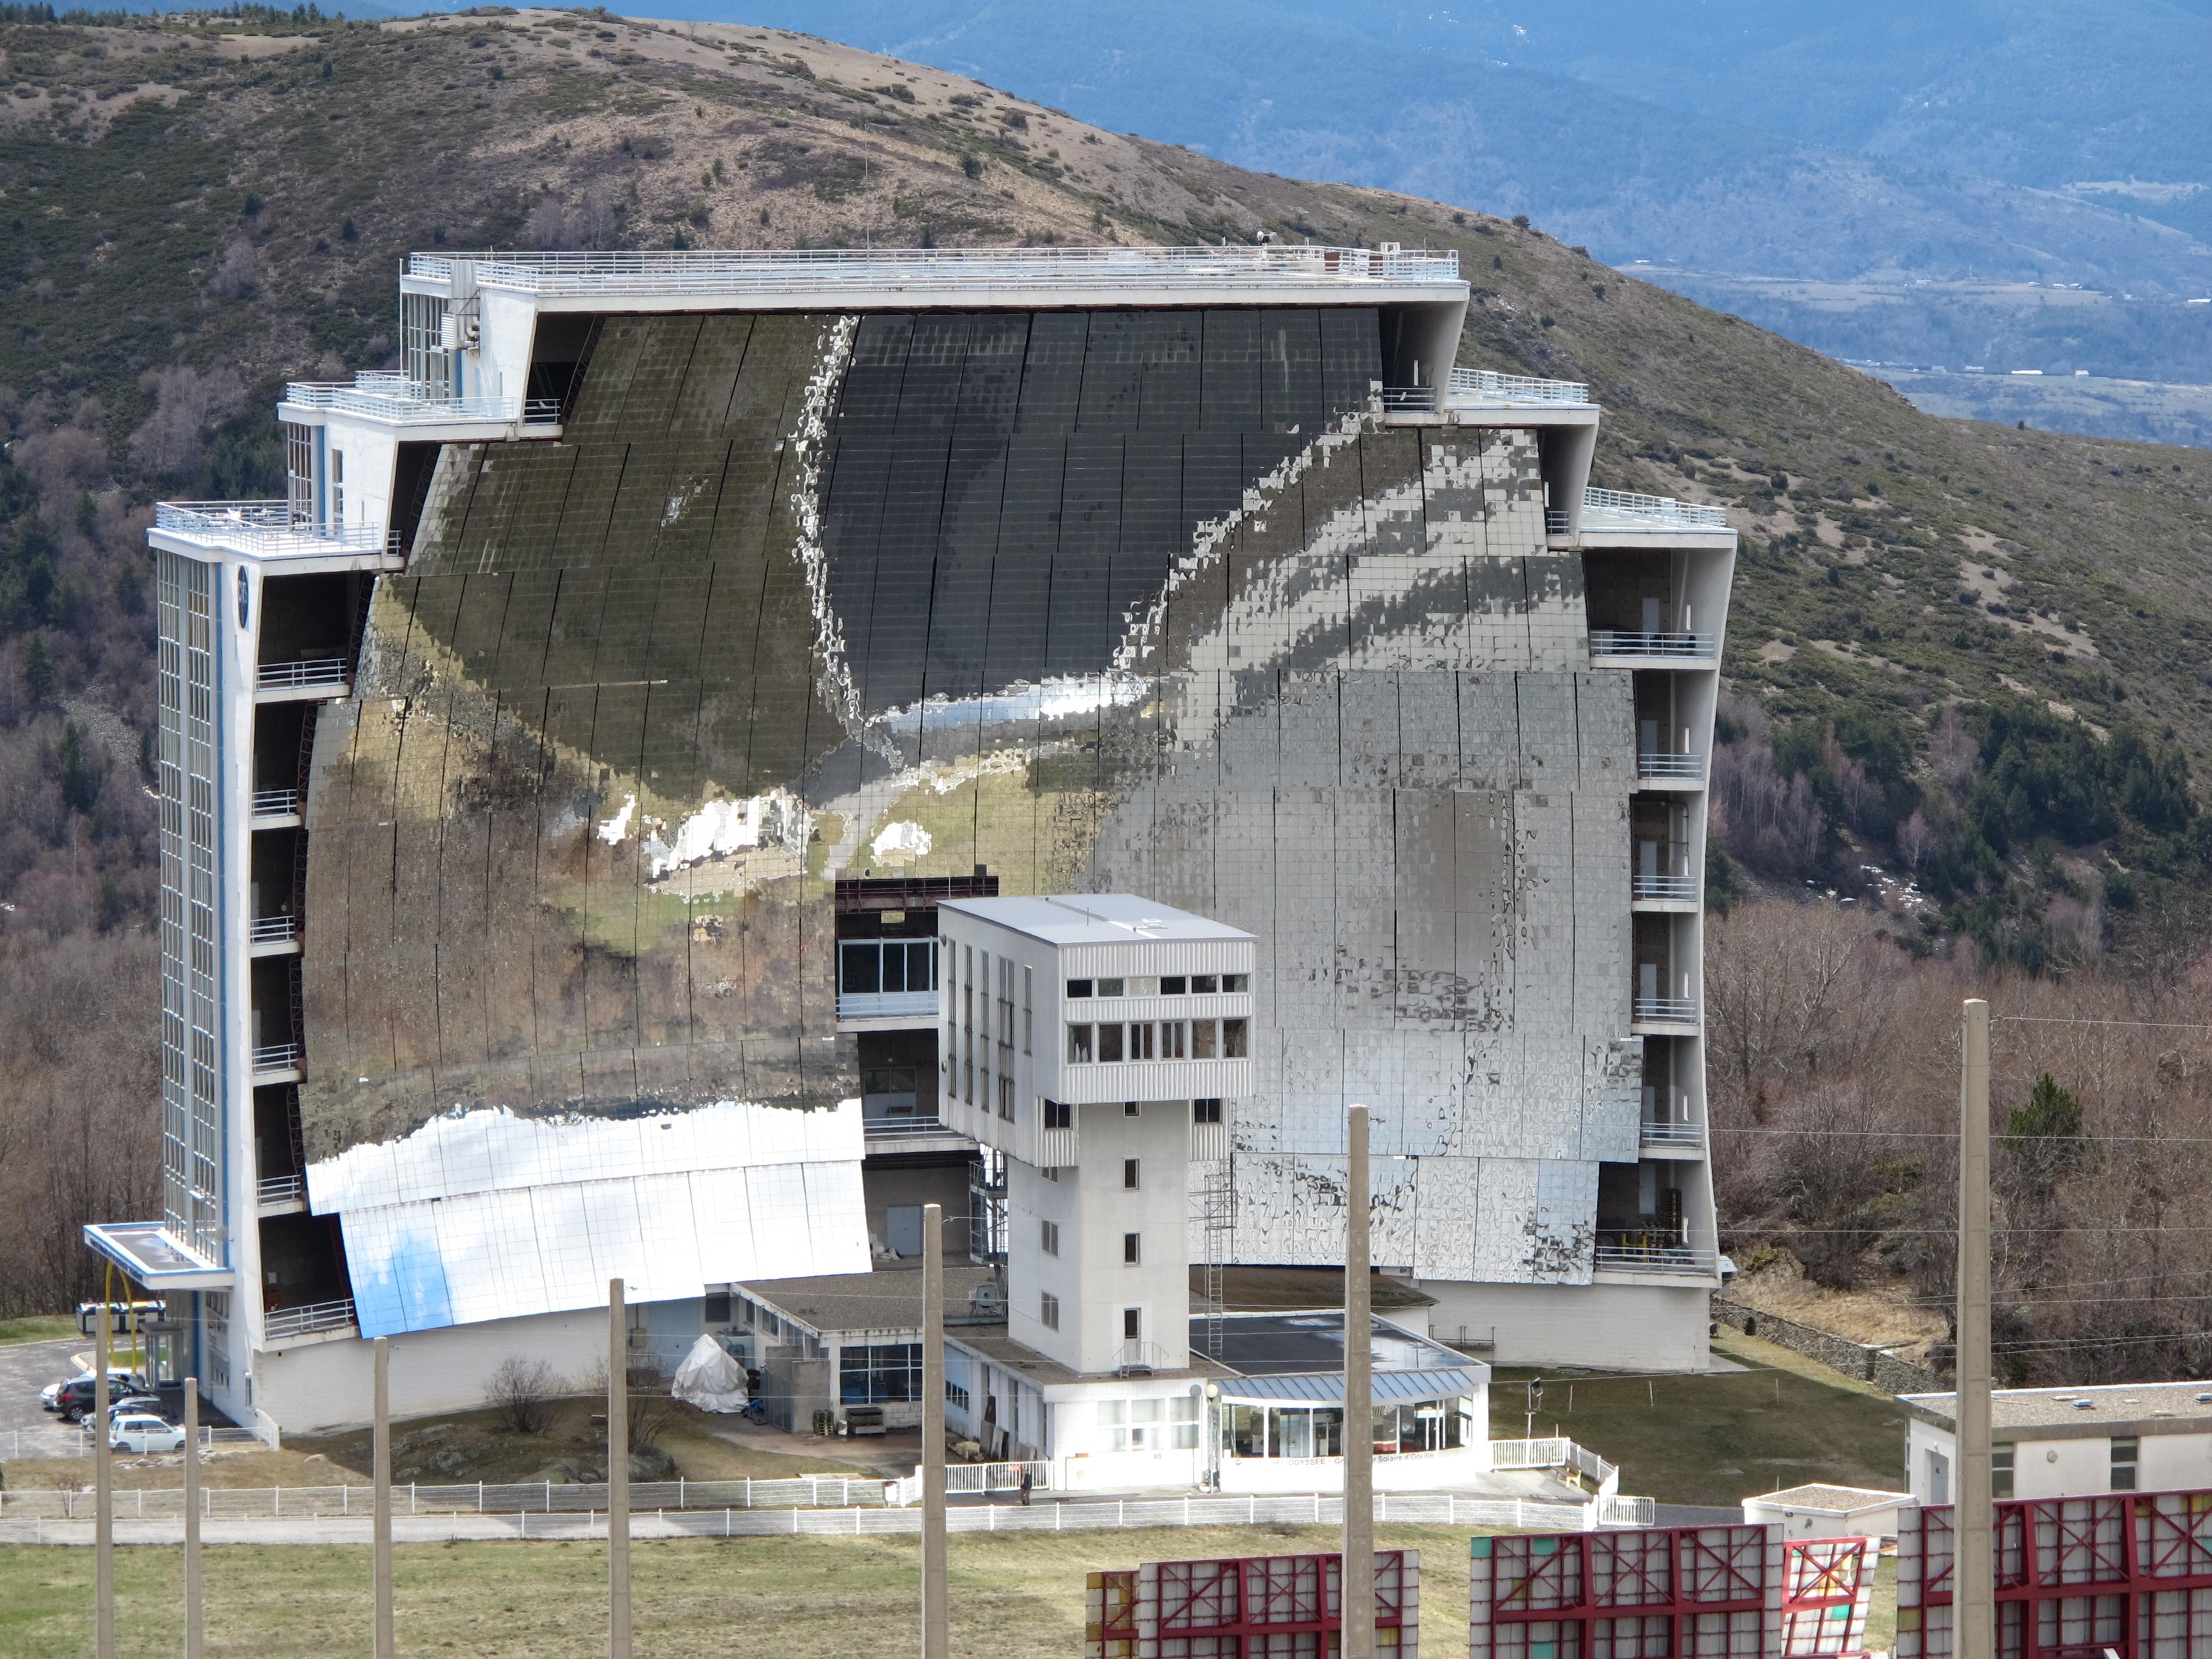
1956,1000 -> 1993,1659
921,1202 -> 948,1659
373,1336 -> 393,1659
94,1304 -> 113,1659
184,1376 -> 203,1659
608,1278 -> 631,1659
1342,1105 -> 1373,1659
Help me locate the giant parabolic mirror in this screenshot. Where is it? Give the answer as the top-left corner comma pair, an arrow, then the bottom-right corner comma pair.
301,304 -> 1635,1310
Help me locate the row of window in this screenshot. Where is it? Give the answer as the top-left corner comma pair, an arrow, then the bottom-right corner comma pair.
1068,974 -> 1248,999
1068,1019 -> 1248,1064
1219,1401 -> 1471,1461
1100,1394 -> 1202,1452
1040,1100 -> 1224,1131
839,1341 -> 923,1406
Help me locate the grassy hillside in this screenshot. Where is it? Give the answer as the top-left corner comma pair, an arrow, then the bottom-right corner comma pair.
4,7 -> 2212,1310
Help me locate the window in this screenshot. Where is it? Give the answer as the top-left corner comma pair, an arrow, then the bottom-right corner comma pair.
980,1065 -> 991,1113
329,450 -> 345,525
839,1342 -> 922,1405
1100,1393 -> 1199,1452
1161,976 -> 1187,995
1927,1449 -> 1950,1506
1067,978 -> 1094,999
1124,1232 -> 1141,1264
1223,1017 -> 1249,1057
1122,1307 -> 1142,1339
1224,974 -> 1250,993
1129,1022 -> 1156,1061
1099,1023 -> 1125,1063
1040,1293 -> 1059,1331
1041,1219 -> 1059,1256
1124,1158 -> 1140,1190
1044,1099 -> 1073,1131
1161,1020 -> 1187,1059
945,1378 -> 970,1411
1125,1101 -> 1141,1117
997,1071 -> 1014,1121
1097,977 -> 1125,997
1195,1098 -> 1223,1125
1192,974 -> 1218,993
1992,1444 -> 2014,1500
1125,976 -> 1159,996
2112,1436 -> 2139,1492
284,423 -> 313,522
1067,1025 -> 1093,1064
837,939 -> 936,999
1023,966 -> 1033,1054
1192,1019 -> 1217,1058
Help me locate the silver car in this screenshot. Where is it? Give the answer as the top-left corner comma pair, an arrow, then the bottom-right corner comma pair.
110,1414 -> 187,1455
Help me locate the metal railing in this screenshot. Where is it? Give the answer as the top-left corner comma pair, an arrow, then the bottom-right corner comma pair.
1595,1242 -> 1718,1277
1631,873 -> 1698,902
1488,1437 -> 1620,1497
285,380 -> 519,423
1637,751 -> 1705,781
250,788 -> 301,819
1113,1340 -> 1173,1373
263,1299 -> 355,1341
890,1461 -> 1053,1504
1582,487 -> 1730,529
1600,1495 -> 1658,1527
861,1117 -> 964,1143
1640,1120 -> 1703,1148
1447,367 -> 1592,406
257,659 -> 349,691
1546,508 -> 1570,535
1589,630 -> 1718,660
256,1173 -> 306,1206
249,915 -> 298,945
154,502 -> 395,558
1633,996 -> 1700,1024
251,1042 -> 303,1074
409,244 -> 1463,295
1380,386 -> 1443,411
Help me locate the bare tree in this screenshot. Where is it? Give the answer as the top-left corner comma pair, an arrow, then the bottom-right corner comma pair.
484,1355 -> 560,1435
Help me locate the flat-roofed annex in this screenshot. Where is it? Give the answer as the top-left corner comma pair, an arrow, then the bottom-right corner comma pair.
940,893 -> 1256,948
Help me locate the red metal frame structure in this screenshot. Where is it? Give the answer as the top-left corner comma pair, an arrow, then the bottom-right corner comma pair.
1084,1550 -> 1419,1659
1897,1487 -> 2212,1659
1468,1524 -> 1877,1658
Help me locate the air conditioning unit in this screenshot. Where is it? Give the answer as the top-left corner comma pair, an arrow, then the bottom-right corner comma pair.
438,313 -> 459,350
969,1281 -> 1004,1315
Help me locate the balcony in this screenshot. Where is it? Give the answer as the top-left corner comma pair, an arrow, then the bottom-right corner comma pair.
256,1173 -> 306,1213
1448,367 -> 1592,407
1590,630 -> 1718,662
1631,872 -> 1699,905
1632,995 -> 1700,1029
283,373 -> 561,427
257,657 -> 349,694
252,1041 -> 303,1077
263,1298 -> 356,1342
250,915 -> 299,945
153,501 -> 395,561
1636,750 -> 1706,785
837,938 -> 939,1024
250,788 -> 302,822
1581,487 -> 1731,531
1639,1119 -> 1704,1151
861,1116 -> 971,1153
1594,1239 -> 1717,1278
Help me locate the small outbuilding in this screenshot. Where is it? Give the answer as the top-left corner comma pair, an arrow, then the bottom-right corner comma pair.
1741,1483 -> 1912,1540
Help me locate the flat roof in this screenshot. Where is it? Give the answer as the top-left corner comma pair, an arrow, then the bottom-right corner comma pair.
940,893 -> 1253,947
1746,1484 -> 1913,1513
1199,1265 -> 1437,1313
737,1265 -> 998,1337
1905,1379 -> 2212,1433
1207,1311 -> 1475,1379
81,1222 -> 235,1292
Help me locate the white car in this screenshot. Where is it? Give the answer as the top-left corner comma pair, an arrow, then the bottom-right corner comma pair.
110,1415 -> 187,1455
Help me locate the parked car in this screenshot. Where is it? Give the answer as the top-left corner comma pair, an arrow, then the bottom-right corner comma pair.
110,1414 -> 187,1455
107,1395 -> 168,1423
46,1374 -> 151,1423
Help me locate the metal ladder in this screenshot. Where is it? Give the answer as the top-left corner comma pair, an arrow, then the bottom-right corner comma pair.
1193,1156 -> 1234,1360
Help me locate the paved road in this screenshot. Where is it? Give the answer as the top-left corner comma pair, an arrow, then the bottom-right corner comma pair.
0,1337 -> 95,1461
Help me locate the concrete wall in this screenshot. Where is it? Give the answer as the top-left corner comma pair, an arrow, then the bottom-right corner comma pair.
860,1157 -> 973,1262
1423,1279 -> 1711,1372
1713,1299 -> 1943,1395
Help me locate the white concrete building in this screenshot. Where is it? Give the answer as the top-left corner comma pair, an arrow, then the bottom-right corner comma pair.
1902,1379 -> 2212,1506
1741,1483 -> 1912,1541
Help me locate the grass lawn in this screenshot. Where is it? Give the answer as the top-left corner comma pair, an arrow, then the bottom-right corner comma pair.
0,1316 -> 80,1347
1489,1329 -> 1911,1506
0,1524 -> 1476,1659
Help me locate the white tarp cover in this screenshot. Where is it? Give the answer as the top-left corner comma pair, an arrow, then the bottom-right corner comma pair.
672,1333 -> 748,1413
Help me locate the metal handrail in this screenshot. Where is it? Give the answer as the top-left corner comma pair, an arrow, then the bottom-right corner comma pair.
1545,508 -> 1570,535
251,1042 -> 303,1073
1583,486 -> 1730,529
861,1118 -> 962,1142
155,502 -> 396,558
256,1173 -> 306,1205
1447,366 -> 1591,406
1640,1121 -> 1703,1147
1633,996 -> 1700,1024
284,381 -> 521,423
1380,386 -> 1440,411
263,1299 -> 355,1340
1637,751 -> 1705,780
258,659 -> 348,691
1589,630 -> 1718,659
1631,874 -> 1698,902
249,915 -> 299,944
1594,1243 -> 1717,1276
1114,1340 -> 1172,1373
250,788 -> 301,818
409,245 -> 1463,293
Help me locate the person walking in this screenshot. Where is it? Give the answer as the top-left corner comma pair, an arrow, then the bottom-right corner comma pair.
1018,1464 -> 1032,1507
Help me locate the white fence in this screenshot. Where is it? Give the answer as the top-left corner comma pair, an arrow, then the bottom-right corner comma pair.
888,1461 -> 1050,1505
1488,1436 -> 1621,1498
0,1474 -> 885,1521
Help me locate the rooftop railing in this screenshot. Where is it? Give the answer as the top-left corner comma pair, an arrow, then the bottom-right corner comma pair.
1447,366 -> 1592,406
263,1299 -> 355,1341
284,376 -> 560,426
1581,487 -> 1731,529
257,659 -> 349,692
860,1116 -> 964,1144
1589,629 -> 1718,660
408,244 -> 1463,295
1631,873 -> 1700,903
1637,750 -> 1706,782
1594,1242 -> 1717,1277
1632,995 -> 1700,1025
250,788 -> 301,820
155,502 -> 394,558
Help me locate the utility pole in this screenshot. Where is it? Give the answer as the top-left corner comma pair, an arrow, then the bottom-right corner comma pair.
1342,1105 -> 1373,1659
94,1302 -> 113,1659
373,1336 -> 393,1659
184,1376 -> 203,1659
921,1201 -> 949,1659
1956,999 -> 1994,1659
609,1278 -> 632,1659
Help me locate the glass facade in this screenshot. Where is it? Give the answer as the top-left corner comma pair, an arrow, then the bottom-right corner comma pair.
157,551 -> 225,1261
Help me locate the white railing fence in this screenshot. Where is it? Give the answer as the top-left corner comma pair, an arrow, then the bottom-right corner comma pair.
261,1299 -> 355,1341
2,1474 -> 893,1521
1487,1436 -> 1620,1498
1589,630 -> 1718,660
1582,487 -> 1730,529
1448,367 -> 1592,406
154,502 -> 395,558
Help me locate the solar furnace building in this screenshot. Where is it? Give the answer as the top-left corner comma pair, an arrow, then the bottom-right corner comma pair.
89,245 -> 1735,1434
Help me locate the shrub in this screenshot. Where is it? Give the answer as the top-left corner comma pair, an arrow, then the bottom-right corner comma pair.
484,1356 -> 559,1435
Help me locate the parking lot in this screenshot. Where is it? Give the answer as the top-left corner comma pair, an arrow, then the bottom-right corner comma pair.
0,1335 -> 98,1460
